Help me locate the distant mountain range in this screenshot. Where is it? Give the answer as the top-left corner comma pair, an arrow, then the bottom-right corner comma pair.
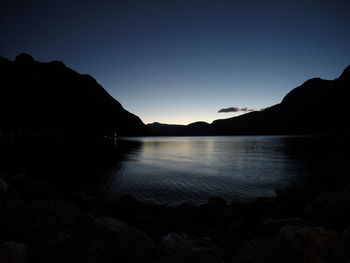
1,54 -> 349,137
148,65 -> 350,135
0,54 -> 151,136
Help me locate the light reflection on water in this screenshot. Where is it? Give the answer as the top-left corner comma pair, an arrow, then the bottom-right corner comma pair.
103,136 -> 350,205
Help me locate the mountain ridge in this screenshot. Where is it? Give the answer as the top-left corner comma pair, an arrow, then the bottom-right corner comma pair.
0,53 -> 151,136
148,65 -> 350,135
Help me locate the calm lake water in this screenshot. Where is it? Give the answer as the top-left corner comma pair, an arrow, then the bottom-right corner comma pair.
102,136 -> 350,205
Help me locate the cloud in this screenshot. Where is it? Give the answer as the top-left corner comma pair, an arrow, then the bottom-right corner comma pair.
218,107 -> 256,113
218,107 -> 240,113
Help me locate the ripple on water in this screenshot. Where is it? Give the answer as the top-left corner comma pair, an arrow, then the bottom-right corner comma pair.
102,136 -> 350,205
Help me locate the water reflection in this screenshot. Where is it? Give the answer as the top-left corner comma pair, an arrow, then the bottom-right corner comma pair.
3,135 -> 348,205
103,136 -> 350,205
279,136 -> 350,179
0,136 -> 142,192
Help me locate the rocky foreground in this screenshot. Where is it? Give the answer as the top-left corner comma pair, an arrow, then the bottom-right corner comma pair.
1,170 -> 350,263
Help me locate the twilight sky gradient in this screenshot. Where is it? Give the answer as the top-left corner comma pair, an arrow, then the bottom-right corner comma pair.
1,0 -> 350,125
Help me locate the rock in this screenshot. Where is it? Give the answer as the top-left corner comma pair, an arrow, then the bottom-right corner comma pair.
0,176 -> 8,196
304,192 -> 335,219
342,225 -> 350,240
208,196 -> 228,209
61,217 -> 75,225
159,232 -> 221,263
262,217 -> 302,225
225,216 -> 261,242
273,187 -> 312,219
319,183 -> 350,229
25,212 -> 149,263
52,232 -> 72,244
73,191 -> 96,201
95,217 -> 156,263
232,236 -> 283,263
10,176 -> 58,200
113,195 -> 141,220
233,225 -> 349,263
187,200 -> 236,235
279,225 -> 348,263
250,197 -> 277,217
143,213 -> 196,240
230,197 -> 277,219
260,217 -> 302,234
0,241 -> 27,263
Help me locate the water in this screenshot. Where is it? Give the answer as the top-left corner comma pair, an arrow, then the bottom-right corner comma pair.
101,135 -> 350,205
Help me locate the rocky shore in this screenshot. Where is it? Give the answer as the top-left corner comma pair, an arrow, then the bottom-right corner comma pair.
1,168 -> 350,263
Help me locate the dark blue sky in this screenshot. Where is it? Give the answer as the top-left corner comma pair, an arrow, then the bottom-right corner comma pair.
1,0 -> 350,124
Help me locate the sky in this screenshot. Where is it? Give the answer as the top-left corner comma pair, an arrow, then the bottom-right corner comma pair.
1,0 -> 350,125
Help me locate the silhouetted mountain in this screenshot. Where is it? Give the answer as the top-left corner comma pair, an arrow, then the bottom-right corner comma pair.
148,65 -> 350,135
0,54 -> 151,136
148,121 -> 212,136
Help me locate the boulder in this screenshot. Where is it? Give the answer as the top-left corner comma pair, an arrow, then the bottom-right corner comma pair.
159,232 -> 221,263
233,225 -> 349,263
260,217 -> 302,234
342,225 -> 350,241
304,192 -> 335,219
0,176 -> 7,196
0,241 -> 27,263
10,176 -> 58,200
279,225 -> 348,263
319,183 -> 350,229
274,187 -> 311,218
225,216 -> 261,242
207,196 -> 229,209
232,236 -> 283,263
95,217 -> 156,263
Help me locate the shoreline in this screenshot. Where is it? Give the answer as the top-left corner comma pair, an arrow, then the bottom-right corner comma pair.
2,168 -> 350,262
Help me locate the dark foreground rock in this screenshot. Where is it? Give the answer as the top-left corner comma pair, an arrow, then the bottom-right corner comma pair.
279,225 -> 348,263
232,236 -> 283,263
0,241 -> 27,263
318,182 -> 350,230
1,172 -> 350,263
94,217 -> 156,262
233,225 -> 349,263
0,176 -> 7,196
158,232 -> 221,263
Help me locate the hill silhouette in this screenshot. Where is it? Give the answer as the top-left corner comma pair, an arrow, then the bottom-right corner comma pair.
147,121 -> 212,136
148,65 -> 350,135
0,54 -> 151,136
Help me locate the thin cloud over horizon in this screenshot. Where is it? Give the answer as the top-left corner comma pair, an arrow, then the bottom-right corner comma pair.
218,107 -> 256,113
